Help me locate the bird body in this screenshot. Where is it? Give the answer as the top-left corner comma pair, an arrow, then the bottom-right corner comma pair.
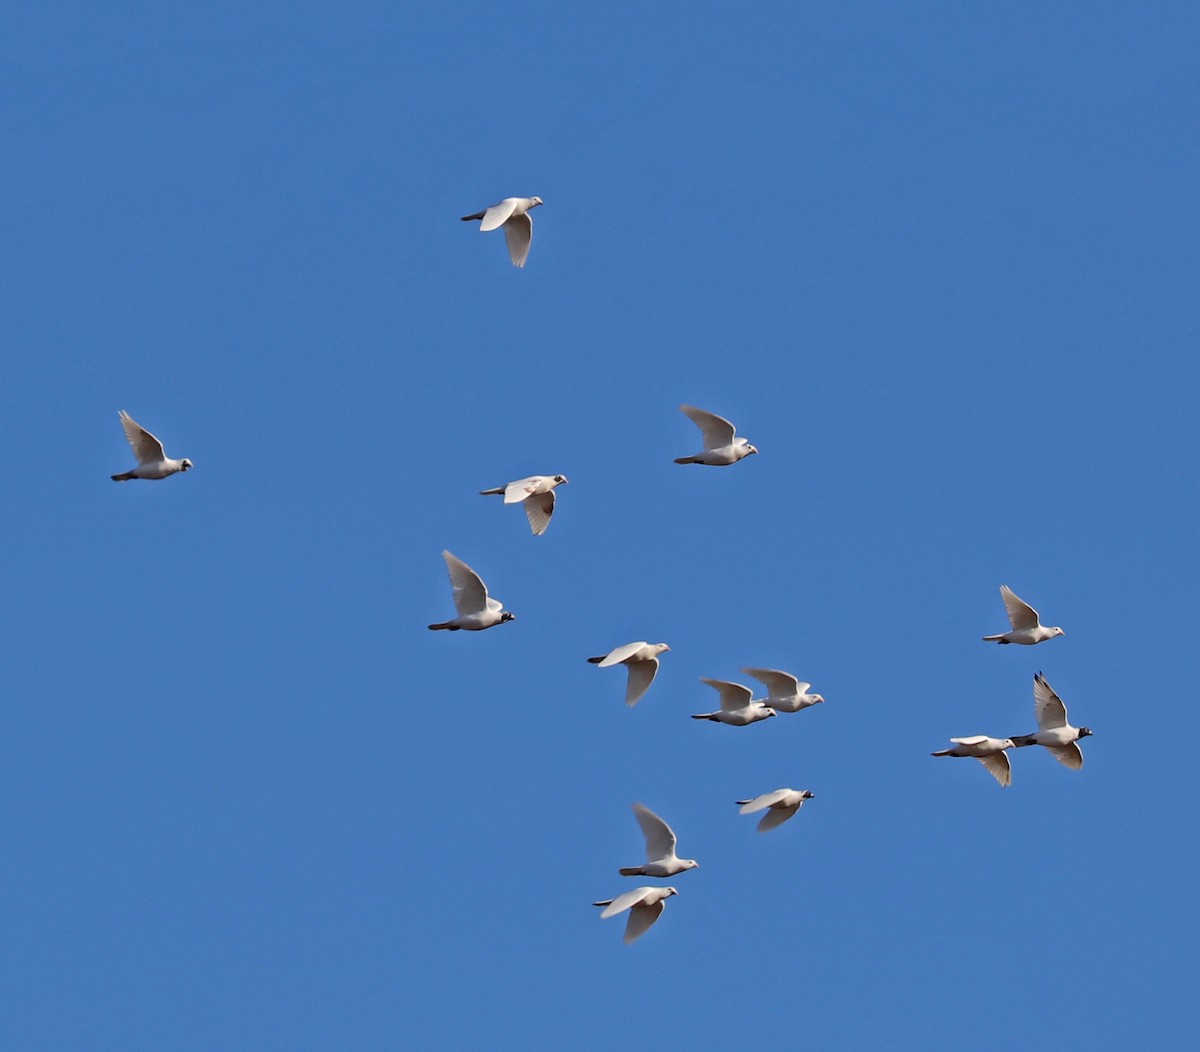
593,886 -> 678,944
1009,672 -> 1092,768
673,404 -> 757,466
587,642 -> 670,707
741,667 -> 824,713
461,196 -> 543,267
111,410 -> 192,481
691,678 -> 777,726
982,585 -> 1064,645
427,550 -> 514,631
480,474 -> 568,535
931,736 -> 1016,787
618,802 -> 699,878
737,789 -> 814,832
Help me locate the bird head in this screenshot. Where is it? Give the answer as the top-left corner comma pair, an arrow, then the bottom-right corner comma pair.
1078,726 -> 1093,738
810,693 -> 826,704
655,643 -> 671,655
500,611 -> 516,623
553,474 -> 569,485
665,887 -> 679,898
745,445 -> 759,456
681,859 -> 700,871
530,196 -> 544,208
1051,627 -> 1065,637
180,459 -> 193,471
801,791 -> 815,799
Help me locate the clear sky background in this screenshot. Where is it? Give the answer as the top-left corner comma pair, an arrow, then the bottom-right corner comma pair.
2,1 -> 1197,1047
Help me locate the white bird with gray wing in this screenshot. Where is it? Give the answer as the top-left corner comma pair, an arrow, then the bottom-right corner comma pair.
111,410 -> 193,481
982,585 -> 1064,645
427,550 -> 514,631
673,404 -> 758,466
737,789 -> 815,832
742,667 -> 825,713
592,886 -> 678,944
691,678 -> 777,726
587,642 -> 670,707
931,736 -> 1016,787
460,196 -> 543,267
479,474 -> 568,536
1009,672 -> 1092,769
618,803 -> 699,878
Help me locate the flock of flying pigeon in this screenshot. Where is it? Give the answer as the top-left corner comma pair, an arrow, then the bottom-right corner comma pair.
109,196 -> 1093,945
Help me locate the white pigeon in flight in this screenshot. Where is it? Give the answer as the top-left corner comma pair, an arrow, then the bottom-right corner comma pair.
592,886 -> 678,944
110,410 -> 193,481
673,404 -> 758,466
741,667 -> 825,713
427,550 -> 515,631
479,475 -> 568,536
460,196 -> 544,267
982,585 -> 1064,645
691,678 -> 777,726
1009,672 -> 1093,769
618,803 -> 699,878
930,736 -> 1016,787
587,642 -> 670,707
737,789 -> 815,832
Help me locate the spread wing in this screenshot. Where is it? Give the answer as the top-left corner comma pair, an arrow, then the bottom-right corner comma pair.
1047,742 -> 1084,770
679,405 -> 735,449
118,410 -> 166,464
756,804 -> 800,832
523,491 -> 555,536
503,213 -> 533,267
500,477 -> 542,503
598,886 -> 652,919
1033,672 -> 1069,730
977,752 -> 1012,787
478,198 -> 518,231
741,667 -> 801,698
598,642 -> 649,667
949,735 -> 991,746
631,803 -> 677,861
623,900 -> 665,944
738,789 -> 792,815
1000,585 -> 1040,631
700,677 -> 754,712
624,659 -> 658,706
441,550 -> 489,617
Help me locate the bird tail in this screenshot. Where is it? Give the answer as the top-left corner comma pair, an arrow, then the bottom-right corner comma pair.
592,899 -> 613,908
587,656 -> 605,664
111,472 -> 137,481
981,634 -> 1009,643
735,799 -> 751,806
427,622 -> 459,631
691,713 -> 717,721
930,749 -> 954,757
461,212 -> 485,221
1009,734 -> 1037,747
479,487 -> 504,496
674,456 -> 699,465
617,867 -> 642,877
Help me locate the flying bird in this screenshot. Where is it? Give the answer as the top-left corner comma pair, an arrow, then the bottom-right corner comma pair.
479,475 -> 568,536
930,736 -> 1016,787
460,196 -> 544,267
592,886 -> 678,944
427,550 -> 515,631
982,585 -> 1064,645
673,405 -> 758,466
741,667 -> 825,713
587,642 -> 670,707
691,678 -> 777,726
618,803 -> 699,878
1009,672 -> 1092,769
110,410 -> 192,481
737,789 -> 815,832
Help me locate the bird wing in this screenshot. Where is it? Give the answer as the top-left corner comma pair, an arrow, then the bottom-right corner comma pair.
503,213 -> 533,267
442,550 -> 489,617
950,735 -> 991,746
756,804 -> 800,832
624,658 -> 658,706
679,405 -> 736,449
478,199 -> 518,231
599,886 -> 651,919
741,667 -> 800,698
977,752 -> 1012,787
598,642 -> 648,667
1000,585 -> 1040,631
118,410 -> 166,464
1033,672 -> 1069,730
1047,742 -> 1084,770
501,477 -> 542,503
523,490 -> 555,536
623,900 -> 665,944
738,789 -> 792,815
700,677 -> 754,712
632,803 -> 677,860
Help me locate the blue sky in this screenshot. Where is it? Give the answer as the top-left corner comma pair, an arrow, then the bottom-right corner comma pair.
2,1 -> 1198,1047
